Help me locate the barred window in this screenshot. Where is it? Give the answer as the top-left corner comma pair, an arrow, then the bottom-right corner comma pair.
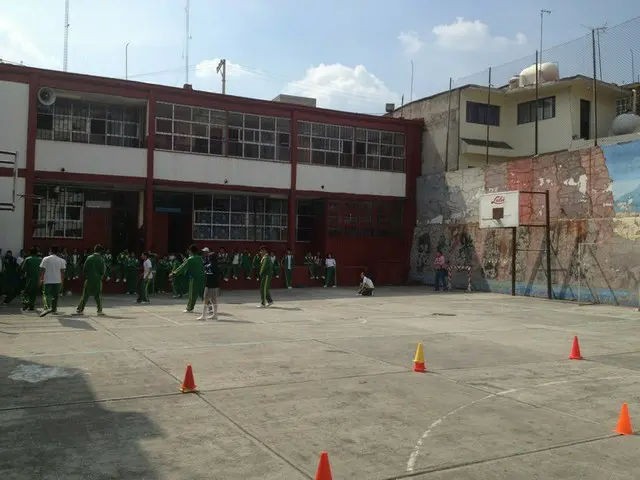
327,199 -> 403,237
36,98 -> 143,148
192,194 -> 288,241
297,121 -> 404,172
32,185 -> 84,239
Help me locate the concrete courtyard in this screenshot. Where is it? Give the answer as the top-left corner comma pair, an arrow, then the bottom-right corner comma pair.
1,286 -> 639,479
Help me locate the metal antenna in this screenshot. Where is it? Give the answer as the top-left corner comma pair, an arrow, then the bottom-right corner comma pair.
185,0 -> 191,84
540,10 -> 551,65
63,0 -> 70,71
216,59 -> 227,94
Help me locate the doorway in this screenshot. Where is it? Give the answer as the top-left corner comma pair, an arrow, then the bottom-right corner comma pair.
580,99 -> 591,140
111,191 -> 139,254
167,213 -> 191,255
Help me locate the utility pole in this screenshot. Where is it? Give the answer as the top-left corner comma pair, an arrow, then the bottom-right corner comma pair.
596,25 -> 606,80
63,0 -> 70,71
540,9 -> 551,65
216,59 -> 227,94
410,60 -> 414,103
125,42 -> 130,80
185,0 -> 191,85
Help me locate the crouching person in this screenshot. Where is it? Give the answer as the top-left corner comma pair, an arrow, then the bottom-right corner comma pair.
357,272 -> 375,297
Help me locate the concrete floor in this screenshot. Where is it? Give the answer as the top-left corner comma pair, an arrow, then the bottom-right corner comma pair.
0,287 -> 639,479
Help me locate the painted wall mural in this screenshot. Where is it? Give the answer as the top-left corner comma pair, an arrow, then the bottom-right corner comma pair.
411,139 -> 640,305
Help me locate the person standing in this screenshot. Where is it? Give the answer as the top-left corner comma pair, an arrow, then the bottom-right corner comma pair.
282,248 -> 294,289
199,250 -> 220,320
257,245 -> 274,308
39,245 -> 67,317
136,251 -> 153,304
1,251 -> 20,306
76,244 -> 106,315
20,247 -> 41,312
170,244 -> 205,313
324,253 -> 337,288
433,250 -> 447,292
229,249 -> 240,280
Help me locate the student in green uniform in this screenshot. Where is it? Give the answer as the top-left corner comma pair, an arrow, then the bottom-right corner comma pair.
228,249 -> 240,280
1,251 -> 20,305
270,251 -> 280,279
39,245 -> 66,317
125,252 -> 139,294
304,252 -> 315,279
69,248 -> 81,280
170,245 -> 205,313
103,248 -> 113,281
20,247 -> 41,311
282,248 -> 294,289
314,252 -> 325,280
241,249 -> 253,280
76,244 -> 106,315
323,252 -> 337,288
170,254 -> 186,298
136,251 -> 153,304
116,249 -> 128,283
257,246 -> 274,308
155,256 -> 170,293
218,247 -> 229,282
251,250 -> 262,283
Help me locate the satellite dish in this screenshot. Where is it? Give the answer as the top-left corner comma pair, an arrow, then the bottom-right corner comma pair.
37,87 -> 56,106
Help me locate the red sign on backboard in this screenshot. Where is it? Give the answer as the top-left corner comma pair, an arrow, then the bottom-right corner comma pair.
491,195 -> 505,205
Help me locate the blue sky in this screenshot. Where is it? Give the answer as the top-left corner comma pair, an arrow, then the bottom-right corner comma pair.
1,0 -> 638,114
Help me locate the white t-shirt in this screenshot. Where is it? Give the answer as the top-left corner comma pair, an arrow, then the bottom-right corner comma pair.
143,259 -> 153,279
40,255 -> 67,284
326,258 -> 336,268
362,276 -> 374,289
232,254 -> 240,265
17,256 -> 24,265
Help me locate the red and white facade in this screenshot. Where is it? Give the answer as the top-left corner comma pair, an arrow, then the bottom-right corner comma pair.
0,64 -> 422,286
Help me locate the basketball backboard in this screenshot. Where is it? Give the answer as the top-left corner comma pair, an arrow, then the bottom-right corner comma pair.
479,190 -> 520,229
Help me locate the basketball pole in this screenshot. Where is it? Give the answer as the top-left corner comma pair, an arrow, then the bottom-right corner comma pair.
511,226 -> 517,296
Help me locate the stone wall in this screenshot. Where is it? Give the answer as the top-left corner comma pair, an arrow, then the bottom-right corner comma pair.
411,139 -> 640,305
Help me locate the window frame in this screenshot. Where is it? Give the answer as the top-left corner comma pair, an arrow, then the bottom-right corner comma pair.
465,101 -> 500,127
32,185 -> 85,239
516,96 -> 556,125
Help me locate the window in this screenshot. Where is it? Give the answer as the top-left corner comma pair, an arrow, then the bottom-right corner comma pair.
192,194 -> 288,241
327,199 -> 403,237
517,96 -> 556,125
36,98 -> 143,147
616,97 -> 633,115
297,121 -> 405,172
296,199 -> 315,242
32,185 -> 84,239
156,103 -> 291,162
466,101 -> 500,126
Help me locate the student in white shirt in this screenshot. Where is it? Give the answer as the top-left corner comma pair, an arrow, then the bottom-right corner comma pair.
357,272 -> 375,296
39,245 -> 67,316
136,252 -> 153,304
323,253 -> 337,288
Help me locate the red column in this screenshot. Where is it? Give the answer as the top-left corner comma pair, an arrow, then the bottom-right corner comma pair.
23,74 -> 38,248
144,91 -> 156,251
403,123 -> 422,275
287,110 -> 298,252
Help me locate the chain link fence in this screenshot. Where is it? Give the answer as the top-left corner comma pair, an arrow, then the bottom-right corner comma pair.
443,16 -> 640,170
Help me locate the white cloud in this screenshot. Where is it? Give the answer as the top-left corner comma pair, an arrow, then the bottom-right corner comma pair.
432,18 -> 527,51
195,58 -> 257,78
282,63 -> 400,114
398,31 -> 424,56
0,17 -> 56,67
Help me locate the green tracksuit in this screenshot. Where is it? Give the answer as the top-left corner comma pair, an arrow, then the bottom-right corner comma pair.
251,253 -> 261,282
270,256 -> 280,278
241,252 -> 252,279
116,251 -> 128,282
282,254 -> 294,288
125,256 -> 139,294
172,254 -> 205,312
20,255 -> 41,310
103,252 -> 113,280
304,253 -> 315,279
77,253 -> 106,312
218,252 -> 229,280
227,252 -> 240,280
259,254 -> 273,305
1,256 -> 20,304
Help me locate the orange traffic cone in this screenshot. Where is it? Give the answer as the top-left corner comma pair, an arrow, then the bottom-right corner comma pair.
413,343 -> 426,372
315,451 -> 333,480
614,403 -> 633,435
180,364 -> 197,393
568,336 -> 583,360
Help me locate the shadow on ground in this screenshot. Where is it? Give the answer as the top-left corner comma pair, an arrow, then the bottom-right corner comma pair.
0,355 -> 163,480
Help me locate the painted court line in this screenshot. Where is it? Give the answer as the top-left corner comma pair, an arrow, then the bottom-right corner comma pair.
406,374 -> 640,473
141,309 -> 182,325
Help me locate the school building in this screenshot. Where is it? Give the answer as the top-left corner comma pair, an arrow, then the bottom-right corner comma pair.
0,64 -> 422,286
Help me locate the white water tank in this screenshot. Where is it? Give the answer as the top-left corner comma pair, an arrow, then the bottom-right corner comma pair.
611,113 -> 640,136
508,76 -> 519,89
519,62 -> 560,87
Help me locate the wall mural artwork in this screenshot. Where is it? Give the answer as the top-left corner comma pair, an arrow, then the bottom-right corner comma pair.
410,139 -> 640,306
